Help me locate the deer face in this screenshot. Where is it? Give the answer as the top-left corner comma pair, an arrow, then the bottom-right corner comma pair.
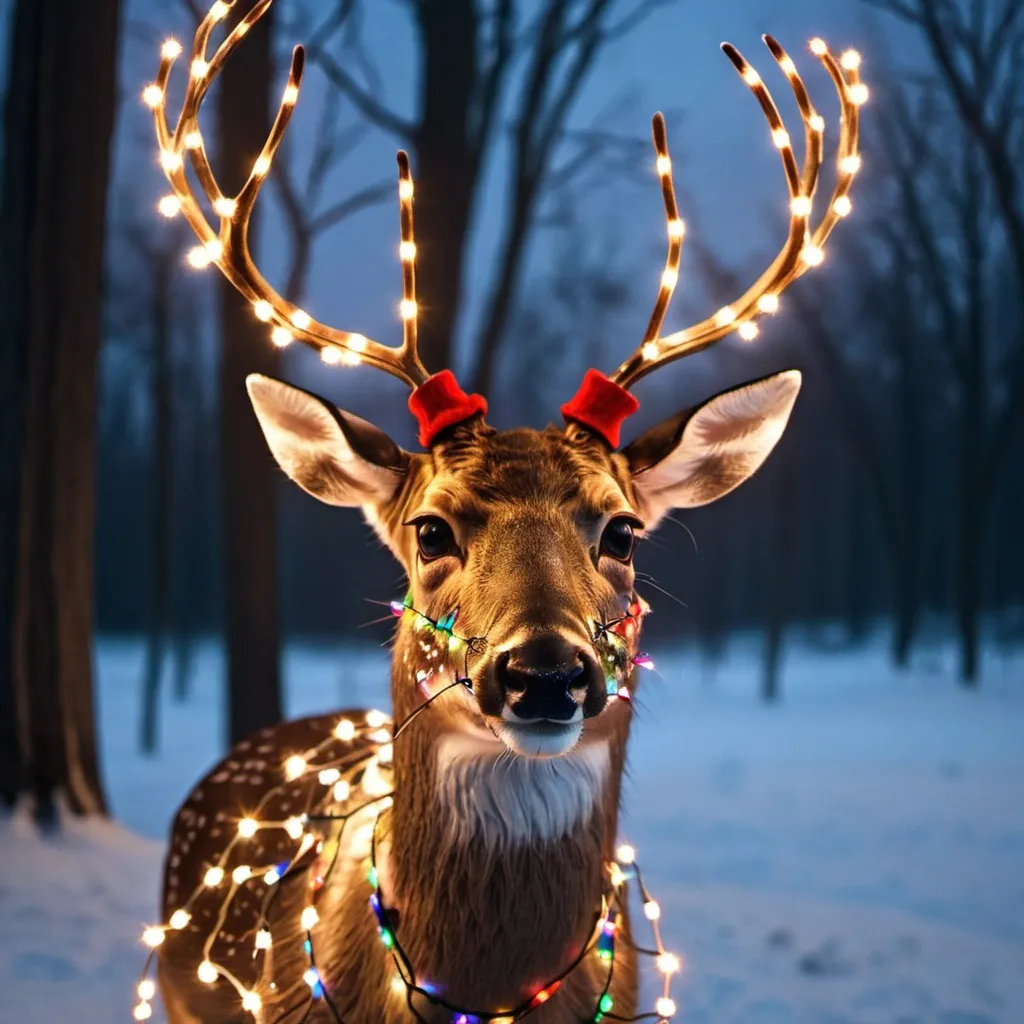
248,369 -> 801,759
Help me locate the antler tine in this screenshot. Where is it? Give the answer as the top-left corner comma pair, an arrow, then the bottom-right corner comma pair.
396,152 -> 421,367
610,36 -> 865,390
639,113 -> 686,362
145,0 -> 430,389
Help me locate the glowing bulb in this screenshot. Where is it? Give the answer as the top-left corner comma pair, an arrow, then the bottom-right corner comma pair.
253,155 -> 271,177
303,967 -> 320,988
255,929 -> 273,950
378,743 -> 393,764
400,299 -> 417,320
400,241 -> 417,261
809,113 -> 825,133
641,341 -> 659,361
644,899 -> 661,921
232,865 -> 252,884
849,82 -> 869,105
667,218 -> 685,240
283,84 -> 300,105
321,347 -> 341,365
318,768 -> 341,785
253,300 -> 274,323
187,245 -> 212,269
333,779 -> 351,802
204,239 -> 223,261
161,39 -> 183,60
204,866 -> 225,887
183,131 -> 202,151
772,128 -> 791,149
758,294 -> 780,314
169,909 -> 191,930
778,55 -> 796,77
655,154 -> 672,176
271,326 -> 292,348
616,844 -> 636,864
301,906 -> 319,930
160,150 -> 182,173
841,154 -> 862,175
657,952 -> 681,974
841,49 -> 862,71
656,996 -> 677,1017
191,59 -> 209,80
661,268 -> 679,289
801,243 -> 825,266
158,195 -> 181,218
335,719 -> 356,741
238,818 -> 258,838
833,195 -> 852,217
742,67 -> 762,87
142,928 -> 165,947
714,305 -> 737,327
198,961 -> 218,984
347,333 -> 368,353
398,179 -> 414,201
242,991 -> 262,1013
214,197 -> 236,217
738,321 -> 759,341
210,1 -> 230,20
264,867 -> 280,885
133,1003 -> 152,1021
809,37 -> 828,56
366,709 -> 388,729
142,84 -> 164,109
284,816 -> 305,840
292,309 -> 311,330
790,195 -> 812,217
138,980 -> 156,1000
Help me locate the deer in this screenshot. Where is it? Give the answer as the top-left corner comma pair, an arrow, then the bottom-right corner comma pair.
135,2 -> 866,1022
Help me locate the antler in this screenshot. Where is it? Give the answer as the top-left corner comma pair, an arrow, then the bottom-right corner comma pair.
143,0 -> 429,389
611,36 -> 866,390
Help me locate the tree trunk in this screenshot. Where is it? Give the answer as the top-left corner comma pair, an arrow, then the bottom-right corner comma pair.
410,0 -> 480,375
763,466 -> 798,702
218,1 -> 283,744
0,0 -> 120,819
141,253 -> 175,753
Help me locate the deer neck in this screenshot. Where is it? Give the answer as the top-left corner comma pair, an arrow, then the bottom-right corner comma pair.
377,630 -> 627,1010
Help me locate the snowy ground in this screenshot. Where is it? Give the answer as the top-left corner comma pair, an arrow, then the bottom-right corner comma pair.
1,636 -> 1021,1023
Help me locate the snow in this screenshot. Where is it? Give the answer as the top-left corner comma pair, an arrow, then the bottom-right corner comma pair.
1,636 -> 1022,1023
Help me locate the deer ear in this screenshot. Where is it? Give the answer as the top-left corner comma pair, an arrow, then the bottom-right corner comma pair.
624,370 -> 801,526
246,374 -> 409,508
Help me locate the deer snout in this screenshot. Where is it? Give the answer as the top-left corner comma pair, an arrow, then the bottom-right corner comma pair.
497,635 -> 605,722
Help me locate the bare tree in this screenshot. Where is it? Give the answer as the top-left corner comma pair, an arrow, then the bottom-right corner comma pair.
866,0 -> 1024,682
304,0 -> 675,386
0,0 -> 121,819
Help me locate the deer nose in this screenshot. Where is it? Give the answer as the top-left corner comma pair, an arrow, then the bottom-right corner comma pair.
499,637 -> 587,722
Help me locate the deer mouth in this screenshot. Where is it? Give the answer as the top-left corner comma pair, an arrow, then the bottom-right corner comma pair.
489,717 -> 584,758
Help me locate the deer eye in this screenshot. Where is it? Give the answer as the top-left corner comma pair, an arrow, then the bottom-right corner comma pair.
415,517 -> 456,561
600,517 -> 639,563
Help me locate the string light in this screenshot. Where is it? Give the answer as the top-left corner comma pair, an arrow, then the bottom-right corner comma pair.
271,326 -> 293,348
790,195 -> 812,217
841,154 -> 863,175
757,294 -> 780,314
641,341 -> 659,361
158,195 -> 181,218
253,155 -> 271,177
333,779 -> 351,802
160,150 -> 182,173
656,996 -> 677,1017
399,241 -> 417,261
398,179 -> 414,200
232,865 -> 252,884
133,1002 -> 152,1020
191,58 -> 209,80
772,128 -> 791,149
237,817 -> 258,838
187,245 -> 213,269
241,991 -> 262,1013
283,84 -> 300,105
183,131 -> 202,151
661,268 -> 679,289
849,82 -> 869,106
255,929 -> 273,950
300,906 -> 320,930
142,927 -> 165,948
833,195 -> 853,217
644,900 -> 662,921
285,816 -> 305,840
210,0 -> 230,19
137,980 -> 156,1001
738,321 -> 759,341
366,710 -> 388,729
657,952 -> 681,974
667,218 -> 685,239
840,49 -> 862,71
169,910 -> 191,930
142,84 -> 163,109
801,243 -> 825,266
400,299 -> 417,321
742,67 -> 761,87
335,719 -> 356,741
291,309 -> 312,331
809,113 -> 825,132
321,347 -> 341,365
714,305 -> 737,327
655,154 -> 672,176
616,844 -> 635,864
778,55 -> 796,77
198,960 -> 218,984
347,333 -> 369,353
203,866 -> 225,887
161,39 -> 183,60
809,37 -> 828,56
253,300 -> 273,322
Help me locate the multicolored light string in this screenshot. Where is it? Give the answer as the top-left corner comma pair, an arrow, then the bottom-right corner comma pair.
132,594 -> 674,1022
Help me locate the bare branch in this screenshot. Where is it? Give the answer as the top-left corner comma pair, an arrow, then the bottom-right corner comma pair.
309,181 -> 393,234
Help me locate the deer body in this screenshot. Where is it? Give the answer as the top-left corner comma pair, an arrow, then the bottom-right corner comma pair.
141,4 -> 867,1020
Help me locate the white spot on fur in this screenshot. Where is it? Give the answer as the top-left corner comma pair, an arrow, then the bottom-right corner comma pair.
434,735 -> 609,847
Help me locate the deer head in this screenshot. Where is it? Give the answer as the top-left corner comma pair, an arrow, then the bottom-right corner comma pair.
146,0 -> 863,763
